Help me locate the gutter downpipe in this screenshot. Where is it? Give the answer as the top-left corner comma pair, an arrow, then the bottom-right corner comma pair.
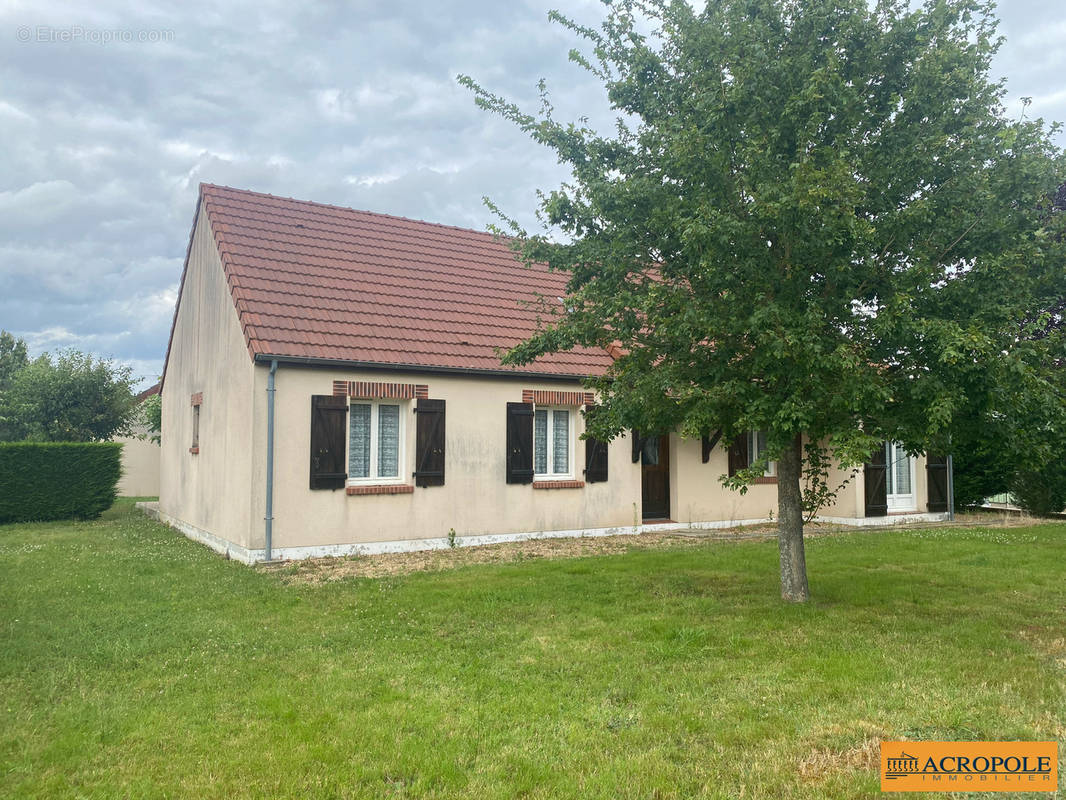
947,451 -> 955,522
265,359 -> 278,562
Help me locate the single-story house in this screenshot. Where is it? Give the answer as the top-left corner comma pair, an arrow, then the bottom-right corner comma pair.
115,382 -> 161,497
156,184 -> 949,563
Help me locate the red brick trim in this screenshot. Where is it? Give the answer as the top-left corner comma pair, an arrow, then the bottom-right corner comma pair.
333,380 -> 428,400
346,484 -> 415,495
188,446 -> 200,455
752,476 -> 778,484
521,390 -> 595,406
533,480 -> 585,490
190,392 -> 203,406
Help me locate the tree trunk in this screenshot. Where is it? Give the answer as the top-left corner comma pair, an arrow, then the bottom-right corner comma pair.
777,433 -> 810,602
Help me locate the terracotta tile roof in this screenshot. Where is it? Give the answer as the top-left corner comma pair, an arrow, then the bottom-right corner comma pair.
135,381 -> 161,402
190,184 -> 614,378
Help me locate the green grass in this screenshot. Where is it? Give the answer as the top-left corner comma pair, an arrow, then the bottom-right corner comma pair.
1,499 -> 1063,799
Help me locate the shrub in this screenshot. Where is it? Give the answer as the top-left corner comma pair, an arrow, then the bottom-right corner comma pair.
1010,465 -> 1066,517
0,442 -> 122,524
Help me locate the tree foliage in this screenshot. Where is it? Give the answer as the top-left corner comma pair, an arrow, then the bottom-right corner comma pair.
0,330 -> 28,391
461,0 -> 1066,599
0,342 -> 138,442
951,181 -> 1066,511
140,392 -> 162,444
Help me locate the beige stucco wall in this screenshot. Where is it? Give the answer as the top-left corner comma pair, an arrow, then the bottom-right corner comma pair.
811,447 -> 930,519
667,434 -> 781,524
250,361 -> 941,552
159,203 -> 258,549
670,434 -> 933,524
115,429 -> 160,497
257,366 -> 644,551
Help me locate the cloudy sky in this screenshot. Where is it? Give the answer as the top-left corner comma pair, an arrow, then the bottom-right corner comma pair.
1,0 -> 1063,390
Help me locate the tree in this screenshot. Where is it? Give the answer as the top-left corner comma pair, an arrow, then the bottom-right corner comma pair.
0,331 -> 31,440
950,180 -> 1066,509
0,350 -> 137,442
138,390 -> 162,445
0,331 -> 28,391
461,0 -> 1066,601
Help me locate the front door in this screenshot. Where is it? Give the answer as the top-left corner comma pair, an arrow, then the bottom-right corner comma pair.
641,434 -> 670,520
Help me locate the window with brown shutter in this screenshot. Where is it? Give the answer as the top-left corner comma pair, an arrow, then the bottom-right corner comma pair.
506,402 -> 534,484
309,395 -> 347,490
584,436 -> 609,483
413,398 -> 446,487
631,429 -> 644,463
926,454 -> 948,512
864,444 -> 888,516
702,430 -> 722,463
582,404 -> 608,483
727,434 -> 749,477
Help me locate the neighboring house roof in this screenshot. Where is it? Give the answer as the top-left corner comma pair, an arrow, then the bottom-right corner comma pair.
162,183 -> 614,383
135,381 -> 161,403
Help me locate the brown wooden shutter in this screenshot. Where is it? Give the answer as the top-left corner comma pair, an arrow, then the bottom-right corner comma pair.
584,437 -> 609,483
864,443 -> 888,517
582,403 -> 609,483
727,433 -> 749,477
631,429 -> 644,463
702,429 -> 722,463
926,454 -> 949,512
413,398 -> 445,487
506,402 -> 534,484
310,395 -> 347,490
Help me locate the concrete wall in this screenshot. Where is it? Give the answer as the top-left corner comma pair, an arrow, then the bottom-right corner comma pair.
159,203 -> 258,549
115,428 -> 160,497
257,366 -> 644,552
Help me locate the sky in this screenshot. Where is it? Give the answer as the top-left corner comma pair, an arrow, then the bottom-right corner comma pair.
1,0 -> 1063,391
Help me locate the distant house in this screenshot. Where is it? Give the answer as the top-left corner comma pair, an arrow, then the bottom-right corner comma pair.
156,184 -> 948,563
116,382 -> 160,497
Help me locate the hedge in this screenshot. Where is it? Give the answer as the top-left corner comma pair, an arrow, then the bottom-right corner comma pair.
0,442 -> 122,524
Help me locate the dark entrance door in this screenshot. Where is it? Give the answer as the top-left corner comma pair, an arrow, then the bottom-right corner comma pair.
641,434 -> 670,520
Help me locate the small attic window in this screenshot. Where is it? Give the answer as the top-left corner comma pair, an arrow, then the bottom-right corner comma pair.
190,392 -> 202,454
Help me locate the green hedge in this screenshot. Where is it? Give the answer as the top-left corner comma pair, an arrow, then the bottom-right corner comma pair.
0,442 -> 122,524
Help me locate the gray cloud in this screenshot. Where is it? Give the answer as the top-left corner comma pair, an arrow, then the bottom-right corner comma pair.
0,0 -> 1062,390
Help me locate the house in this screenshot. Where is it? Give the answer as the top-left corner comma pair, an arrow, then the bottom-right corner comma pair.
155,184 -> 949,563
115,382 -> 161,497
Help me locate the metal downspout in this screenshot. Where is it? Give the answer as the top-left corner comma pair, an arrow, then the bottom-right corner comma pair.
265,359 -> 278,561
946,452 -> 955,522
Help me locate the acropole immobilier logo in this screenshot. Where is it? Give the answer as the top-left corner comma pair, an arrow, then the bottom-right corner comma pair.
881,741 -> 1057,792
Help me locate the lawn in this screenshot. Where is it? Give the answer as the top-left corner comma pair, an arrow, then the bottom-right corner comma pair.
0,500 -> 1063,799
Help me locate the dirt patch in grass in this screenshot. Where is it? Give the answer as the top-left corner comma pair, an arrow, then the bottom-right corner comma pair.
264,525 -> 792,583
797,721 -> 890,783
798,736 -> 882,782
261,514 -> 1032,583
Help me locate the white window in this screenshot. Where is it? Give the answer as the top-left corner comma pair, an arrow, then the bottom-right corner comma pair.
748,430 -> 776,476
348,400 -> 406,484
534,407 -> 573,478
885,441 -> 916,511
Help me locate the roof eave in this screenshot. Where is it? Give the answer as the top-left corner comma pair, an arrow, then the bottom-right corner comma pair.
159,188 -> 205,392
252,353 -> 597,383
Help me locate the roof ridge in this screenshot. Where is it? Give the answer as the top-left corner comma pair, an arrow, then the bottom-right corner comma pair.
200,183 -> 517,244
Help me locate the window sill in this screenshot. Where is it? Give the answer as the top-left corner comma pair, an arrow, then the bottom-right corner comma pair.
533,480 -> 585,490
189,446 -> 199,455
752,476 -> 777,484
346,484 -> 414,496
